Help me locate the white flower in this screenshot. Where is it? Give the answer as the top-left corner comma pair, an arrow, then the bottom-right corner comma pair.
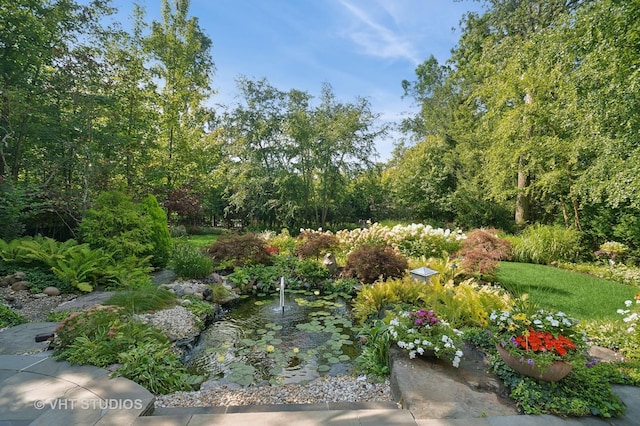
452,356 -> 461,368
625,300 -> 633,307
409,351 -> 416,359
417,347 -> 424,355
455,350 -> 463,357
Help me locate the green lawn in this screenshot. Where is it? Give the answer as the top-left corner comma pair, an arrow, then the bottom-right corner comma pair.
174,234 -> 220,249
495,262 -> 637,321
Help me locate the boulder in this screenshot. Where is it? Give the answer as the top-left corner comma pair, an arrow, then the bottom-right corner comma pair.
43,286 -> 61,296
1,271 -> 27,287
322,253 -> 338,275
11,281 -> 30,291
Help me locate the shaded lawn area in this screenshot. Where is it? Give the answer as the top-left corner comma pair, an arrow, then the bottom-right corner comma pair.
174,234 -> 219,249
495,262 -> 637,321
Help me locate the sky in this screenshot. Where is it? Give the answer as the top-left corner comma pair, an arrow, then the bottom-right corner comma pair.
103,0 -> 485,161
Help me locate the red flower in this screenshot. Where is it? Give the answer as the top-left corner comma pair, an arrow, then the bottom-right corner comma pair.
514,328 -> 576,357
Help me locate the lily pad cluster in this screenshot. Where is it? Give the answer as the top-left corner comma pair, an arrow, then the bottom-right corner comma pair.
190,291 -> 358,386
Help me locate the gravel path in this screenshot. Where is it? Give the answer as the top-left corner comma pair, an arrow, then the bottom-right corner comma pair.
155,376 -> 393,408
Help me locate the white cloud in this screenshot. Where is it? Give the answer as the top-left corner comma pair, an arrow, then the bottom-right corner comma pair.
337,0 -> 421,65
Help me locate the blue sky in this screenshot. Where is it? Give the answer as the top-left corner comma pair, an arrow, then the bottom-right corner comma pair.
105,0 -> 484,160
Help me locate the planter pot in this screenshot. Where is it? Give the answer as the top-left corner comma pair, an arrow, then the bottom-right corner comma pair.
495,343 -> 572,382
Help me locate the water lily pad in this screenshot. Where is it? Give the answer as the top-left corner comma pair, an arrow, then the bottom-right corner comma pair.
338,354 -> 351,361
327,357 -> 340,364
317,364 -> 331,372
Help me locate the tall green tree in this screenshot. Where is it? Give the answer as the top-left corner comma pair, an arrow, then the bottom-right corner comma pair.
145,0 -> 215,189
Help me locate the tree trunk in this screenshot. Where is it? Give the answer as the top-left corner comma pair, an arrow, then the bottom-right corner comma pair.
515,155 -> 530,225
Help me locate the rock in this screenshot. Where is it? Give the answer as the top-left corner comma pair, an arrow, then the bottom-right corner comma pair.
151,269 -> 178,286
33,293 -> 48,299
203,288 -> 212,301
133,305 -> 200,342
42,286 -> 60,296
1,272 -> 27,287
183,286 -> 195,295
54,291 -> 114,312
11,281 -> 30,291
3,294 -> 16,303
589,345 -> 625,363
322,253 -> 337,275
206,273 -> 225,285
389,347 -> 517,420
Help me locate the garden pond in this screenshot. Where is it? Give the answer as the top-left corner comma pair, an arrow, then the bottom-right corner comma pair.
185,289 -> 360,386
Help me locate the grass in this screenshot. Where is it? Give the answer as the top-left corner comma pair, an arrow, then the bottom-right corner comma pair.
175,234 -> 220,249
104,286 -> 177,314
495,262 -> 637,321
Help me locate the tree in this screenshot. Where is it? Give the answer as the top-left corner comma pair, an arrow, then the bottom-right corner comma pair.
145,0 -> 215,189
383,135 -> 456,223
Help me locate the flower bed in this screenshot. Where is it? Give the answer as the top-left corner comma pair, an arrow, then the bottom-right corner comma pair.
388,308 -> 464,367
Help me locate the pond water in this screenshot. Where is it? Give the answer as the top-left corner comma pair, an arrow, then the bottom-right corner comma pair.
186,290 -> 360,386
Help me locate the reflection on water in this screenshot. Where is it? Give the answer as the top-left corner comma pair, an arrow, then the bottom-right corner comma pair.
186,291 -> 359,385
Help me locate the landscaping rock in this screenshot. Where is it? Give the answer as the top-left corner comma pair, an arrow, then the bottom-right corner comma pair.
53,291 -> 115,312
389,346 -> 517,419
11,281 -> 30,291
42,286 -> 61,296
134,305 -> 201,342
152,269 -> 178,285
1,272 -> 27,287
322,253 -> 338,274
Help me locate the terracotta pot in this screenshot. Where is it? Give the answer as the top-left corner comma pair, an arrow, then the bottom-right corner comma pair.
495,343 -> 572,382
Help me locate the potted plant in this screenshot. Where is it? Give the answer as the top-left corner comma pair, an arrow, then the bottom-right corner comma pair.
489,304 -> 586,381
388,308 -> 464,367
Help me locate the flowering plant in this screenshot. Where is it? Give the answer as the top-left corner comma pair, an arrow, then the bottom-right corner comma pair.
616,294 -> 640,359
489,306 -> 586,371
388,309 -> 464,367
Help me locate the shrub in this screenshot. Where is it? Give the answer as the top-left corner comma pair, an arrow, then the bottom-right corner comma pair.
170,242 -> 213,279
291,258 -> 331,288
265,229 -> 297,256
295,230 -> 339,259
595,241 -> 629,263
457,228 -> 511,278
0,304 -> 27,328
342,244 -> 408,284
508,224 -> 582,264
205,233 -> 272,269
141,194 -> 173,268
104,286 -> 177,314
79,191 -> 154,262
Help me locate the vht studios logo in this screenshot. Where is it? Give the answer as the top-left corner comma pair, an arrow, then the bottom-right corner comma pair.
33,399 -> 144,410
